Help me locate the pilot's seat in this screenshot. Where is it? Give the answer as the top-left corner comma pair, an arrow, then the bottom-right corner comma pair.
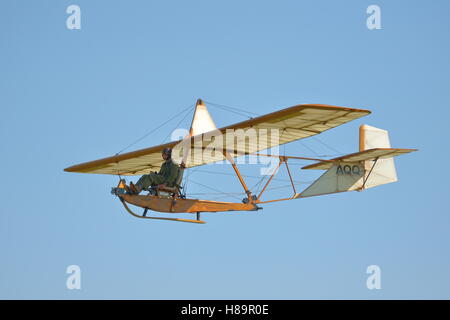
149,165 -> 185,198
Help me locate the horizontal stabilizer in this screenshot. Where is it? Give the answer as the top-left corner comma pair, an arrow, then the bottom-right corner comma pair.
297,162 -> 365,198
302,148 -> 417,170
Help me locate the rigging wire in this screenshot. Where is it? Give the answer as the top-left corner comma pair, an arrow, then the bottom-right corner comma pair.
161,105 -> 195,144
311,137 -> 344,156
204,100 -> 260,115
116,104 -> 194,155
264,182 -> 314,192
251,174 -> 267,195
185,168 -> 304,185
188,192 -> 245,196
203,100 -> 260,119
182,166 -> 203,197
207,104 -> 253,119
299,141 -> 320,156
188,179 -> 245,201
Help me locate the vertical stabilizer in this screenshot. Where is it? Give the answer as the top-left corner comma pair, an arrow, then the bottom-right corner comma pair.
360,124 -> 397,189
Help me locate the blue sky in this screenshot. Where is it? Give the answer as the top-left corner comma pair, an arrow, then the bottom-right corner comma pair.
1,0 -> 449,299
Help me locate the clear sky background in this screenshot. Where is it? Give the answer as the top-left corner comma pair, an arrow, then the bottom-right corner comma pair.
1,0 -> 449,299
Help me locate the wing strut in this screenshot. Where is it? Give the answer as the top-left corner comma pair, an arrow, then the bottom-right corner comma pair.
223,150 -> 254,203
255,156 -> 299,204
361,157 -> 379,190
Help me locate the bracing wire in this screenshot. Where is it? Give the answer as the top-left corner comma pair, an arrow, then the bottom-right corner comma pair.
182,166 -> 202,197
188,192 -> 245,196
204,100 -> 260,114
161,105 -> 195,144
187,168 -> 304,185
300,142 -> 320,156
251,175 -> 267,195
203,100 -> 260,119
264,181 -> 315,192
188,179 -> 244,201
311,137 -> 344,156
116,104 -> 194,155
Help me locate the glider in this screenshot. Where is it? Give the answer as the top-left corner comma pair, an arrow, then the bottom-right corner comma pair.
64,99 -> 416,224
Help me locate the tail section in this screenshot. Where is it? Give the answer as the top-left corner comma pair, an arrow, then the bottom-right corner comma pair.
297,125 -> 416,198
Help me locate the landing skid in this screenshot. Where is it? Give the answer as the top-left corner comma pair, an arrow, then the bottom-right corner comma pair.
119,197 -> 206,224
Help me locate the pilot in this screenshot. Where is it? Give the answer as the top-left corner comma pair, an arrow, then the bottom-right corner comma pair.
127,148 -> 180,194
